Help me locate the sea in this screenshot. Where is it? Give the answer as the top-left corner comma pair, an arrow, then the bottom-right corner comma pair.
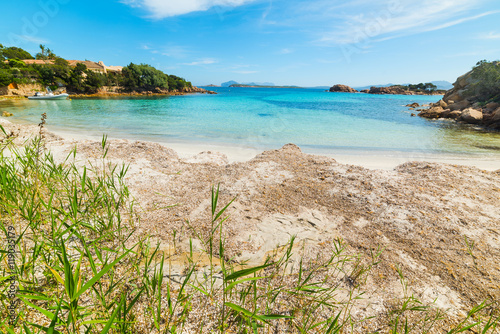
1,87 -> 500,164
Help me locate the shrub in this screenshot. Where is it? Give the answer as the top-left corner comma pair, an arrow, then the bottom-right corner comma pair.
122,63 -> 169,91
466,60 -> 500,102
0,46 -> 33,60
0,69 -> 13,87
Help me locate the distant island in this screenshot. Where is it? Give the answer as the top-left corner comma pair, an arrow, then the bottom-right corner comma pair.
221,80 -> 275,87
229,84 -> 303,89
207,80 -> 453,92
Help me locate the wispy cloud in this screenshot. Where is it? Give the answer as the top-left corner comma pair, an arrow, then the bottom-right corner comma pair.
12,34 -> 49,44
279,48 -> 293,54
233,70 -> 258,74
160,45 -> 191,58
479,31 -> 500,39
182,58 -> 218,66
121,0 -> 257,18
315,0 -> 497,45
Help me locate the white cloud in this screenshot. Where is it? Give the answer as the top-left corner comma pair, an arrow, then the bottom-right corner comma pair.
160,45 -> 191,58
122,0 -> 256,18
479,31 -> 500,39
12,34 -> 49,44
316,0 -> 497,45
182,58 -> 218,65
233,70 -> 258,74
279,48 -> 293,54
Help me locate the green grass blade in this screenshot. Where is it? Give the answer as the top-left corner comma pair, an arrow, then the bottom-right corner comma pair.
73,244 -> 136,302
99,296 -> 124,334
225,263 -> 272,281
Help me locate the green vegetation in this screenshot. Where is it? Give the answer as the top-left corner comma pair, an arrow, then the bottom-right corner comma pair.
0,44 -> 193,94
35,44 -> 56,60
388,82 -> 439,93
407,82 -> 438,93
466,60 -> 500,102
0,69 -> 13,87
1,122 -> 499,333
122,63 -> 169,91
0,44 -> 34,61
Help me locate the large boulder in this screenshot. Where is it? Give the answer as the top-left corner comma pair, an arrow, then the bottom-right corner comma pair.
329,84 -> 358,93
485,102 -> 500,112
438,99 -> 448,109
448,100 -> 470,111
418,106 -> 444,119
460,108 -> 483,124
485,107 -> 500,129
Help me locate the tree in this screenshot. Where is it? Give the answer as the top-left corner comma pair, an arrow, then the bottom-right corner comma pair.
0,69 -> 14,87
35,44 -> 56,60
36,65 -> 56,86
424,83 -> 437,93
466,60 -> 500,102
122,63 -> 169,91
0,46 -> 34,60
84,70 -> 106,93
8,59 -> 26,68
67,63 -> 88,92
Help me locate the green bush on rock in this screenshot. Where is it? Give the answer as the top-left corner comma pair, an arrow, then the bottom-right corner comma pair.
467,60 -> 500,102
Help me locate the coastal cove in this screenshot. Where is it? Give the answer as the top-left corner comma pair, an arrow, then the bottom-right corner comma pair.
1,87 -> 500,170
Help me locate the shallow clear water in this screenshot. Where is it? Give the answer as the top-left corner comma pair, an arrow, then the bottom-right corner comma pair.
1,87 -> 500,159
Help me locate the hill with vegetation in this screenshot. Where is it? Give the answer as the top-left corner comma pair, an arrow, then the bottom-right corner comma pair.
362,82 -> 446,95
418,60 -> 500,130
0,44 -> 196,95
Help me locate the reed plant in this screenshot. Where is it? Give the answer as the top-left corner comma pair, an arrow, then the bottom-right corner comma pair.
0,121 -> 498,333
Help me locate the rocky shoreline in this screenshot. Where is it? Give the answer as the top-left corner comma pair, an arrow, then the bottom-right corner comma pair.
329,84 -> 445,95
68,87 -> 217,99
417,66 -> 500,130
0,84 -> 217,99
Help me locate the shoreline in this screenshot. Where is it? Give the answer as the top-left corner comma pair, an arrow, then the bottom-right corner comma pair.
0,86 -> 217,99
44,123 -> 500,171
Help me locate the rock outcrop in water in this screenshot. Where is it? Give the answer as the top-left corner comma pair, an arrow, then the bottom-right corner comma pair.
329,84 -> 358,93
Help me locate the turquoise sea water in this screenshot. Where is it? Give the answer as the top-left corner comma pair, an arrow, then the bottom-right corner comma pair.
1,87 -> 500,159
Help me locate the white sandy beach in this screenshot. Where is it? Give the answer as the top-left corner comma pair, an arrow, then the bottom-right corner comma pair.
45,124 -> 500,171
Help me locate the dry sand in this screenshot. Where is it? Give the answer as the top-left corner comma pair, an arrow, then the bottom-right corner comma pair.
2,118 -> 500,328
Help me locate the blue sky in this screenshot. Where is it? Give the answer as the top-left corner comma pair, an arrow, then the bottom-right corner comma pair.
1,0 -> 500,86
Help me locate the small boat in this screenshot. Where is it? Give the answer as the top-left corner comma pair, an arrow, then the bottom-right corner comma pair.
28,87 -> 69,100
